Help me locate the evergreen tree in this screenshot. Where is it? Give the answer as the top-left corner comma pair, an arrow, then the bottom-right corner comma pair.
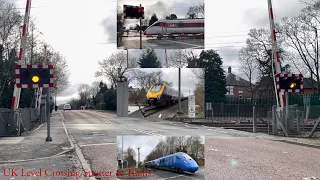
198,50 -> 226,102
149,14 -> 158,26
138,49 -> 162,68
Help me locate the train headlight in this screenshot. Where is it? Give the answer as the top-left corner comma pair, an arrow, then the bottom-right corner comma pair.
157,95 -> 161,99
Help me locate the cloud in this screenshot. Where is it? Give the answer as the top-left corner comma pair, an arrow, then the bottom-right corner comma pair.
242,0 -> 307,29
100,7 -> 117,41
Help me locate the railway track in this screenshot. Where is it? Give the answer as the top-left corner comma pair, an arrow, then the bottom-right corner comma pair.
190,122 -> 320,133
135,97 -> 189,117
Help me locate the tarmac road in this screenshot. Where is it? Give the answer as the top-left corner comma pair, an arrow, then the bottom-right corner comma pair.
120,34 -> 204,49
116,167 -> 205,180
205,138 -> 320,180
5,110 -> 317,180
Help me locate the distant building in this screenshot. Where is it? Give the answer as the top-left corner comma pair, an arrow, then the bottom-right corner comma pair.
302,78 -> 318,94
225,66 -> 254,98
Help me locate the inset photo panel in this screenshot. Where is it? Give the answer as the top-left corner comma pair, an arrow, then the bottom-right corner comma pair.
116,136 -> 205,179
120,48 -> 205,68
117,0 -> 204,49
124,68 -> 204,120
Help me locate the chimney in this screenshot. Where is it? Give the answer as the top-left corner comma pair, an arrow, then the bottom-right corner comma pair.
228,66 -> 231,73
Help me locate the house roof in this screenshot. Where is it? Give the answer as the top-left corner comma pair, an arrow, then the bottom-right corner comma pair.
303,78 -> 318,89
226,73 -> 252,87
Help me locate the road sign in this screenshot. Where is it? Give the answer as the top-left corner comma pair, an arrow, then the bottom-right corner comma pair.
15,64 -> 54,88
188,106 -> 195,118
123,5 -> 144,19
188,95 -> 195,106
275,73 -> 303,93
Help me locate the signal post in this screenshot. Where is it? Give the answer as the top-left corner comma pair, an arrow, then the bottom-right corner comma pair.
276,73 -> 304,133
123,4 -> 144,49
15,64 -> 54,141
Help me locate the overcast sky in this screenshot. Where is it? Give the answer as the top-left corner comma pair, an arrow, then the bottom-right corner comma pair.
129,68 -> 203,96
12,0 -> 308,104
118,0 -> 204,28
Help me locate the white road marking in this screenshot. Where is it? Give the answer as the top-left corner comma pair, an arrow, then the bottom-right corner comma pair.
79,143 -> 116,147
164,39 -> 204,48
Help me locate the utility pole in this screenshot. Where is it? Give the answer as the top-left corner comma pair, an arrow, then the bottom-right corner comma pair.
137,148 -> 140,168
126,49 -> 129,68
122,136 -> 124,170
140,4 -> 142,49
178,68 -> 181,113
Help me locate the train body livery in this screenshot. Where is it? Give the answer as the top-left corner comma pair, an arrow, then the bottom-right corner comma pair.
144,152 -> 199,173
146,83 -> 179,105
143,18 -> 204,37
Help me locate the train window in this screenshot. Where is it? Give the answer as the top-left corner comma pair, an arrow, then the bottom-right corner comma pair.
179,22 -> 183,27
179,152 -> 192,160
150,85 -> 162,92
154,23 -> 160,26
176,156 -> 180,159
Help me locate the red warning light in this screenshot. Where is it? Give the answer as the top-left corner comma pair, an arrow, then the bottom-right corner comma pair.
138,8 -> 142,12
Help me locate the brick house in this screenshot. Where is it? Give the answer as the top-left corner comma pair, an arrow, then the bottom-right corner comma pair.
225,66 -> 255,98
302,78 -> 319,94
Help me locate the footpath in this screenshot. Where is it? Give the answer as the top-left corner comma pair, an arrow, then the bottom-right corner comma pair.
0,111 -> 73,163
0,112 -> 85,180
254,132 -> 320,148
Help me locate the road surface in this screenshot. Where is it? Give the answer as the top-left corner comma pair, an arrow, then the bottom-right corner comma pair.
2,110 -> 319,180
119,33 -> 204,49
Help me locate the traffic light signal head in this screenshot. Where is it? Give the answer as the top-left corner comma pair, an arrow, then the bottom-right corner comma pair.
16,65 -> 54,88
123,5 -> 144,19
277,74 -> 303,93
279,77 -> 301,89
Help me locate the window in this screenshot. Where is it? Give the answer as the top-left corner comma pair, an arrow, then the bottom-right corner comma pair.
176,156 -> 180,159
178,152 -> 192,160
226,86 -> 234,95
150,85 -> 162,92
154,23 -> 160,26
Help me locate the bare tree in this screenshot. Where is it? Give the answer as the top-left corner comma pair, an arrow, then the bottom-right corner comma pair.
78,84 -> 91,106
0,0 -> 22,58
96,51 -> 138,88
25,17 -> 43,64
168,49 -> 200,68
90,81 -> 100,97
238,40 -> 259,98
129,69 -> 163,90
281,3 -> 320,93
48,49 -> 70,95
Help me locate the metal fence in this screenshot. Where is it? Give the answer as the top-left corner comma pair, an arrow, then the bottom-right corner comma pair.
0,108 -> 45,136
205,97 -> 276,120
204,95 -> 320,122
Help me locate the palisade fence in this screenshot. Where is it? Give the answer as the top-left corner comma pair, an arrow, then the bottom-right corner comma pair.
204,94 -> 320,121
0,108 -> 46,136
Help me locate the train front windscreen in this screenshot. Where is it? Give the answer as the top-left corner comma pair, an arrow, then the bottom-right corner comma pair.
179,152 -> 193,160
150,85 -> 162,92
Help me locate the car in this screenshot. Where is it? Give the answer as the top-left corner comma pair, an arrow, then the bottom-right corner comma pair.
63,104 -> 72,111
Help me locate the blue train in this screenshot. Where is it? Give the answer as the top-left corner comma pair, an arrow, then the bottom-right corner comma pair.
144,152 -> 199,173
